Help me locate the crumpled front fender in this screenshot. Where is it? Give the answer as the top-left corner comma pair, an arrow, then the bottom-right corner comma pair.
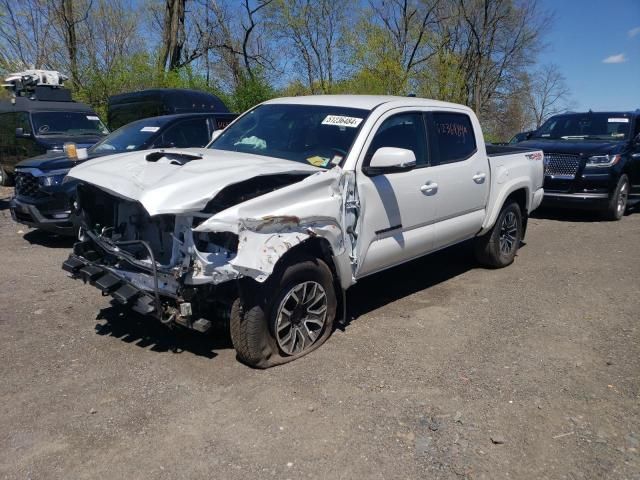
191,168 -> 355,288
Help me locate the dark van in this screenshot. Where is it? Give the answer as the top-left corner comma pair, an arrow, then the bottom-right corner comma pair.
0,89 -> 108,186
107,88 -> 230,130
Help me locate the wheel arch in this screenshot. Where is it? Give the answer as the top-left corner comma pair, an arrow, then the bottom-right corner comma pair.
480,182 -> 530,236
268,236 -> 347,324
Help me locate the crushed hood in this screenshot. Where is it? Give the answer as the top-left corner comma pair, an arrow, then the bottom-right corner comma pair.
67,148 -> 320,215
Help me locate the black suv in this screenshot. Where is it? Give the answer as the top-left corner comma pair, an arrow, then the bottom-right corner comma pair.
10,112 -> 237,235
519,111 -> 640,220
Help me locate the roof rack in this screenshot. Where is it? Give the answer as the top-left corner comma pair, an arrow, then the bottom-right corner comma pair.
3,69 -> 68,93
2,70 -> 72,103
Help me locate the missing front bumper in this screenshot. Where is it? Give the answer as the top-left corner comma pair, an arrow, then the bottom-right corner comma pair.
62,254 -> 158,316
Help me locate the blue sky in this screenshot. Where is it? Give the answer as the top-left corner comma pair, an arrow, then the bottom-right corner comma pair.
538,0 -> 640,111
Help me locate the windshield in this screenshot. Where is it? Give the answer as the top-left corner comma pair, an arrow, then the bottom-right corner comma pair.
32,112 -> 109,136
90,118 -> 166,153
533,113 -> 631,141
209,104 -> 369,168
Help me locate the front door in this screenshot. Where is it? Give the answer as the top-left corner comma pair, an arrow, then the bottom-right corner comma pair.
354,109 -> 436,278
630,116 -> 640,200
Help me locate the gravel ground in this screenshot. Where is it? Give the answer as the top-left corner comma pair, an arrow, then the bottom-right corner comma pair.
1,185 -> 639,480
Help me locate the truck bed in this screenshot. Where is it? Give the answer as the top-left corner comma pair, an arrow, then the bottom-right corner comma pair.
486,144 -> 541,157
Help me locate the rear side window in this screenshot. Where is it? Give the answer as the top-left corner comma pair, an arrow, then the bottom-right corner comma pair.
430,112 -> 477,165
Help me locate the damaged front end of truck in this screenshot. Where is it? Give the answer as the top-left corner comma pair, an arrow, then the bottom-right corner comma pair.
62,153 -> 359,334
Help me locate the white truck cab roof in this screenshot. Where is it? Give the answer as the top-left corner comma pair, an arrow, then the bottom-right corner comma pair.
263,94 -> 473,113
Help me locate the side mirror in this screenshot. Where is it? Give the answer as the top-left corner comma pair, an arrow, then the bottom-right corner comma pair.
15,127 -> 32,139
363,147 -> 416,176
210,130 -> 223,143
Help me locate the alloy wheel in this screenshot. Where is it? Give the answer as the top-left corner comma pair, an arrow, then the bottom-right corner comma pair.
499,211 -> 518,255
617,180 -> 629,216
275,281 -> 328,355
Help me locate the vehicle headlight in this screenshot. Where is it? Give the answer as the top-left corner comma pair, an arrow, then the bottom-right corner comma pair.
39,174 -> 67,187
585,154 -> 620,168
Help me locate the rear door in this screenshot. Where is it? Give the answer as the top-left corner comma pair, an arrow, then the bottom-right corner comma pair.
425,110 -> 490,250
354,109 -> 436,278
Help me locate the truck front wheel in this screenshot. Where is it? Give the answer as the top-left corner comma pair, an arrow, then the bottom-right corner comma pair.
474,201 -> 523,268
230,256 -> 337,368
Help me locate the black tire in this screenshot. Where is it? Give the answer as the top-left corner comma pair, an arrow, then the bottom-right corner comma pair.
230,256 -> 337,368
604,174 -> 629,221
474,201 -> 523,268
0,163 -> 13,187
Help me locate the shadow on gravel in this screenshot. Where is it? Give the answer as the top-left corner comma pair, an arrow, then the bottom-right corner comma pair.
94,303 -> 231,359
344,240 -> 477,326
23,229 -> 75,248
531,206 -> 638,223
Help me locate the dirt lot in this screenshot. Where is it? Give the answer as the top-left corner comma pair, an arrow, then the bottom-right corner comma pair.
0,185 -> 639,480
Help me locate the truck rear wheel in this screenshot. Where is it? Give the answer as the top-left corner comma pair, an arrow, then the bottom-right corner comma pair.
604,174 -> 629,221
474,201 -> 523,268
230,256 -> 337,368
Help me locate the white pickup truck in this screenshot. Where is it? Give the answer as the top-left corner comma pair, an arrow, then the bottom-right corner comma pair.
62,95 -> 544,368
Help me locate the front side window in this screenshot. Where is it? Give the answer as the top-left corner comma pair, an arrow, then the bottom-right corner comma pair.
210,104 -> 369,168
159,118 -> 210,148
15,112 -> 32,134
365,112 -> 428,166
31,112 -> 109,136
430,112 -> 477,165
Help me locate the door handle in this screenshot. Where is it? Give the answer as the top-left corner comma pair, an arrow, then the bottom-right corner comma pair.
472,172 -> 486,184
420,181 -> 438,195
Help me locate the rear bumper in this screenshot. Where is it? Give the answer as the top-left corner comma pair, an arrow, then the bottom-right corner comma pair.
542,191 -> 609,210
10,196 -> 75,235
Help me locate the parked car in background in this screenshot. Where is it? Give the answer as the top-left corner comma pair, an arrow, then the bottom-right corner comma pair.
62,95 -> 544,368
107,88 -> 230,130
10,112 -> 237,235
519,111 -> 640,220
0,70 -> 108,186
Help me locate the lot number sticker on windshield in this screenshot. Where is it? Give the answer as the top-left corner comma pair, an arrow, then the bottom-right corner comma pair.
322,115 -> 363,128
141,126 -> 160,132
86,115 -> 100,121
608,118 -> 629,123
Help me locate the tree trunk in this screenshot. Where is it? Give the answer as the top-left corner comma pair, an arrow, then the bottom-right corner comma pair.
158,0 -> 186,71
61,0 -> 79,87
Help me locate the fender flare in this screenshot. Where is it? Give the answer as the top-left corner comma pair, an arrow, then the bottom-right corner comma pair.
479,178 -> 531,236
